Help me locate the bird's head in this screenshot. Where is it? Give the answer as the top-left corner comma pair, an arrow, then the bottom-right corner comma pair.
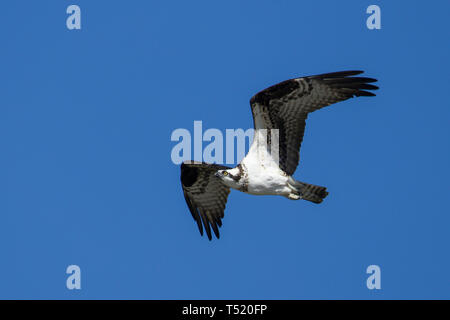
214,168 -> 242,189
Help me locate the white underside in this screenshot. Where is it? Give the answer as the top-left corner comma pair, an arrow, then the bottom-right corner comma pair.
240,107 -> 296,198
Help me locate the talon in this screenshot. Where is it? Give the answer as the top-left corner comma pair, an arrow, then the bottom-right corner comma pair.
288,193 -> 302,200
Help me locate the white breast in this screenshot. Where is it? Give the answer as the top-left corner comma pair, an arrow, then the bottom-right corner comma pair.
241,128 -> 290,196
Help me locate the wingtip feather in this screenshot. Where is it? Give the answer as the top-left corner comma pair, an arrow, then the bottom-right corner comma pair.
311,70 -> 364,79
355,91 -> 376,97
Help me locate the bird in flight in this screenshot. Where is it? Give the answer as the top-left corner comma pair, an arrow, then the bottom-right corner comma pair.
180,70 -> 378,240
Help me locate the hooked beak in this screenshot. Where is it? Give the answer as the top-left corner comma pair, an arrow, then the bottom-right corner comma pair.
214,171 -> 222,178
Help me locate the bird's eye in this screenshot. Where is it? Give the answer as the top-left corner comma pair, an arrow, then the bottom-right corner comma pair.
223,171 -> 228,176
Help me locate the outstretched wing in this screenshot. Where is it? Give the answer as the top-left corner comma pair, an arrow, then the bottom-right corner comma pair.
249,70 -> 378,176
180,161 -> 231,240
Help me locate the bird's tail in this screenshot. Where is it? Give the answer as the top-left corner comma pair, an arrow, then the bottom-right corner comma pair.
288,177 -> 329,204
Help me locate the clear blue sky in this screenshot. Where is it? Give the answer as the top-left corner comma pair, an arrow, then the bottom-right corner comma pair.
1,0 -> 449,299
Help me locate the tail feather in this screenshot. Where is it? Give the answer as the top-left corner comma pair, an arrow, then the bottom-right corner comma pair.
288,178 -> 329,204
300,183 -> 328,204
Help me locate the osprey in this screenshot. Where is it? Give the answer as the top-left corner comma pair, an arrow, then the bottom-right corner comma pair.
180,70 -> 378,240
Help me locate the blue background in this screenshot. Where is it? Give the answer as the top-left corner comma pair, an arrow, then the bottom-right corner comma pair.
2,1 -> 449,299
